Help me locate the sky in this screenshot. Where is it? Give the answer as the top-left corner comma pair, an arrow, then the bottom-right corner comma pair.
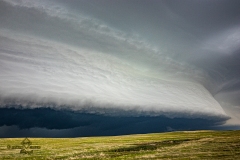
0,0 -> 240,137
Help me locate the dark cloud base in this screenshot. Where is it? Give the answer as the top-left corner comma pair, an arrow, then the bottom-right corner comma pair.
0,107 -> 228,138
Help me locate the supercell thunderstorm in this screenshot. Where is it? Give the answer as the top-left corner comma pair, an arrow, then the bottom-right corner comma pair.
1,0 -> 240,136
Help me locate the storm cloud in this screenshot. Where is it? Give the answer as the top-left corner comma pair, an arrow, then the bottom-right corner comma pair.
0,0 -> 240,137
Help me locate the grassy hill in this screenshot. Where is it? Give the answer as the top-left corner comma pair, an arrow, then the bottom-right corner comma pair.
0,130 -> 240,159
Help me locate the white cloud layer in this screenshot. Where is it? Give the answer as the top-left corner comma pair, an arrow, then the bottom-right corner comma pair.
0,0 -> 230,120
0,30 -> 227,119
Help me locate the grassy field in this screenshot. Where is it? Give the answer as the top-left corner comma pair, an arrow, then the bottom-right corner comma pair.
0,130 -> 240,159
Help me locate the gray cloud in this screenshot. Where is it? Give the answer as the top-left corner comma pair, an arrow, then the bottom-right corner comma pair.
0,107 -> 228,137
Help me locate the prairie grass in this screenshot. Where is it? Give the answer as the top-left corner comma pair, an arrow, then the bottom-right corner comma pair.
0,130 -> 239,159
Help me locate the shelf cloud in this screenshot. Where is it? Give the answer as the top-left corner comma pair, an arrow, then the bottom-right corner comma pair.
0,0 -> 240,137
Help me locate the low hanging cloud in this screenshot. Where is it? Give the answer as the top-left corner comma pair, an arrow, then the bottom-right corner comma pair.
1,0 -> 240,136
0,107 -> 227,138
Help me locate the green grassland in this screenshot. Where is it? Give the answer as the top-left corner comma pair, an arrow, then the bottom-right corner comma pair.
0,130 -> 240,159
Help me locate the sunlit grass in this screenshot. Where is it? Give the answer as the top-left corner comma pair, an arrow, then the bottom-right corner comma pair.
0,130 -> 240,159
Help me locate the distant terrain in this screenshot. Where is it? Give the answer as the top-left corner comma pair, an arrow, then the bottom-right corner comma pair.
0,130 -> 240,159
